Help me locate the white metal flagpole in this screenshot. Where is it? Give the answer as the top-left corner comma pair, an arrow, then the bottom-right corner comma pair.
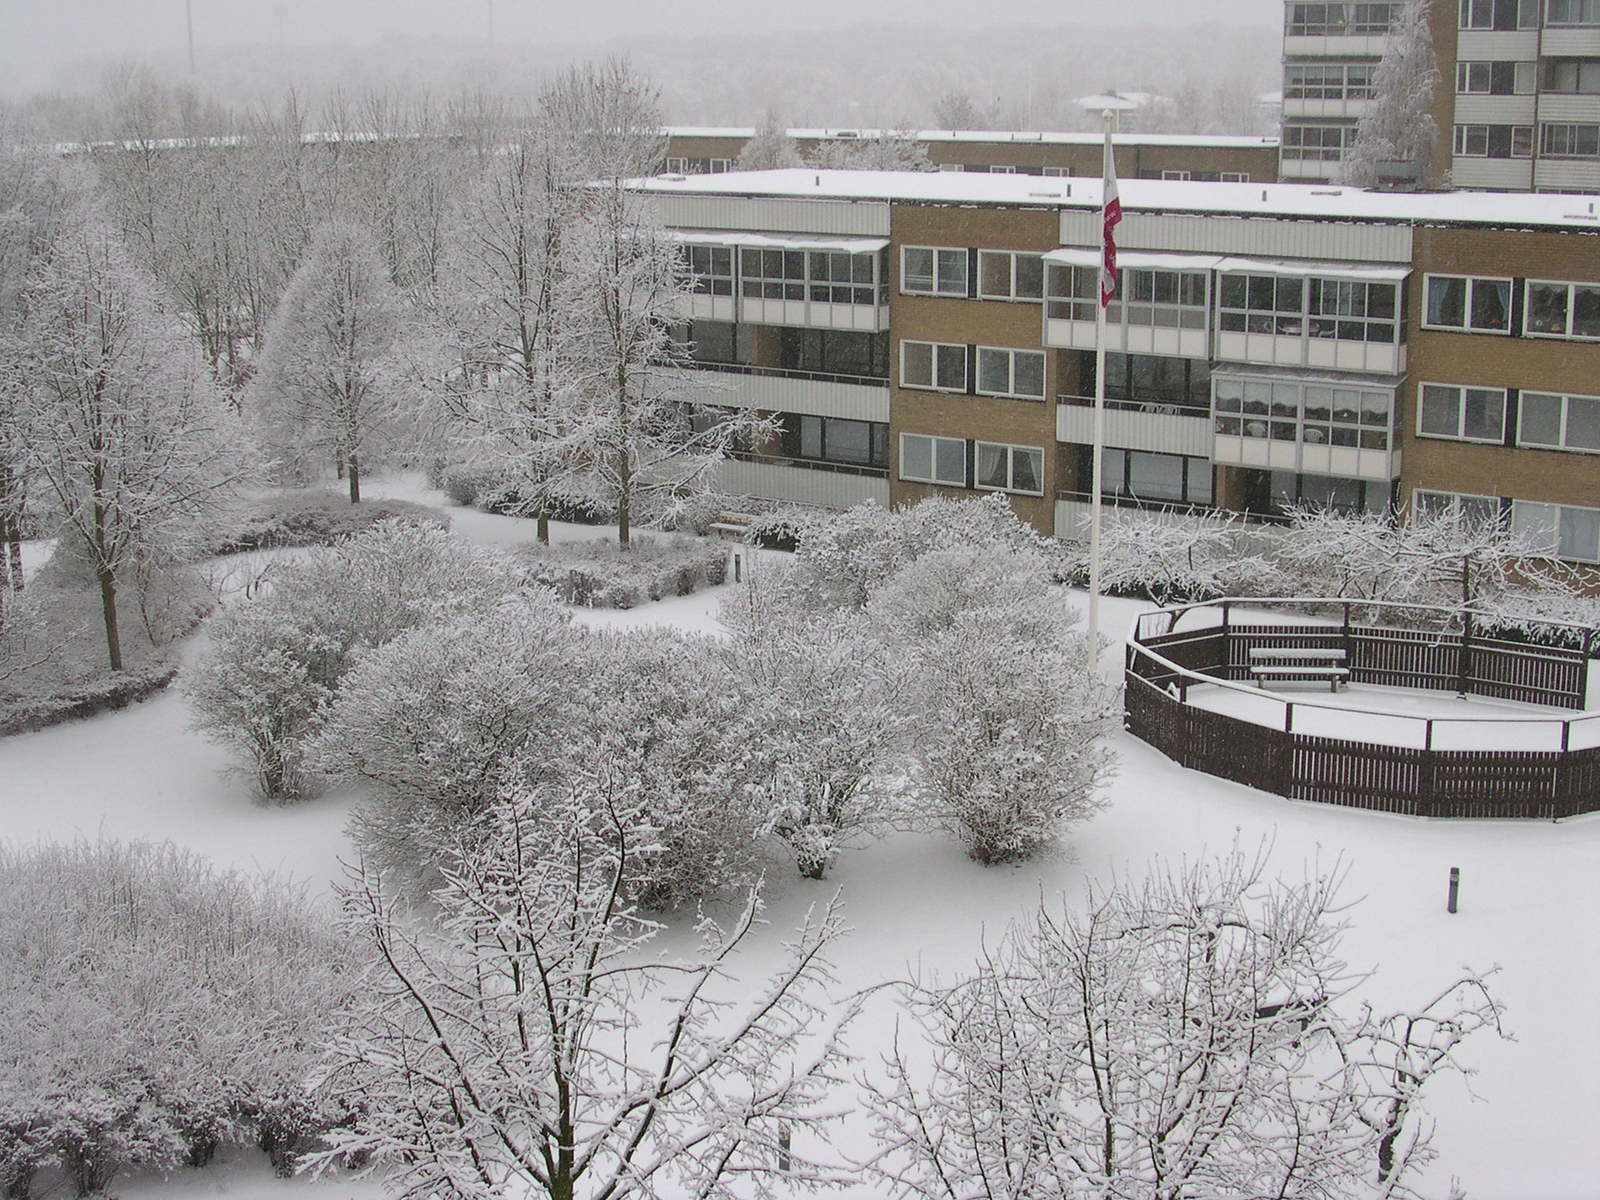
1087,109 -> 1119,676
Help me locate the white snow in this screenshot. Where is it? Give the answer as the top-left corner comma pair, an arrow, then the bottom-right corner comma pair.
661,125 -> 1282,149
5,473 -> 1599,1200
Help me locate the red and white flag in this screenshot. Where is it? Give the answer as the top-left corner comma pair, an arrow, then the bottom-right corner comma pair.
1099,132 -> 1123,308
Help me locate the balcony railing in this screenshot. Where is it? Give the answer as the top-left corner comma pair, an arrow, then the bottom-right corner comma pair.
728,449 -> 888,479
1056,393 -> 1210,417
683,360 -> 889,389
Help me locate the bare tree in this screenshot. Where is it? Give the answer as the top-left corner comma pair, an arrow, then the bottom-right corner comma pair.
735,113 -> 805,170
808,129 -> 933,172
866,848 -> 1504,1199
249,218 -> 417,503
315,780 -> 857,1200
1342,0 -> 1440,187
14,217 -> 248,669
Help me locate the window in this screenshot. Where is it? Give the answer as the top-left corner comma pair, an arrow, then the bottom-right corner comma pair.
1454,124 -> 1534,157
1286,3 -> 1403,35
975,347 -> 1046,399
1459,0 -> 1539,27
1045,264 -> 1101,322
977,251 -> 1045,301
900,340 -> 968,391
1097,353 -> 1213,412
1308,278 -> 1398,343
901,246 -> 969,296
1112,269 -> 1209,329
1101,449 -> 1213,504
1423,275 -> 1512,332
1219,274 -> 1307,334
1285,62 -> 1378,101
1282,123 -> 1356,161
900,433 -> 967,487
804,250 -> 877,305
1417,383 -> 1507,441
989,165 -> 1017,174
974,442 -> 1045,494
1540,124 -> 1600,157
1456,60 -> 1537,94
708,158 -> 732,172
740,248 -> 806,300
1042,166 -> 1070,177
739,248 -> 877,305
1519,392 -> 1600,452
1512,500 -> 1600,562
1547,0 -> 1600,24
1524,280 -> 1600,339
1214,377 -> 1392,448
1414,489 -> 1502,527
781,414 -> 889,468
1222,172 -> 1251,182
937,163 -> 966,172
1270,471 -> 1389,515
673,319 -> 750,365
779,328 -> 889,379
1547,59 -> 1600,93
683,244 -> 734,296
1161,170 -> 1192,181
664,156 -> 688,172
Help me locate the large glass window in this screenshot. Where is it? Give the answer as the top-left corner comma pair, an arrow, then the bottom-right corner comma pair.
900,340 -> 968,391
901,246 -> 969,297
974,442 -> 1045,495
1045,264 -> 1100,321
1095,353 -> 1212,412
1285,62 -> 1378,100
782,414 -> 889,468
1414,489 -> 1503,527
1308,278 -> 1397,343
1524,280 -> 1600,339
1111,269 -> 1208,330
779,328 -> 889,379
975,347 -> 1046,400
1271,471 -> 1389,516
1287,3 -> 1403,34
740,248 -> 807,300
1215,377 -> 1392,448
683,244 -> 734,295
1518,392 -> 1600,453
1459,0 -> 1539,27
1547,0 -> 1600,24
1456,60 -> 1537,94
806,251 -> 876,305
1512,500 -> 1600,562
977,251 -> 1044,301
1454,123 -> 1534,157
899,433 -> 967,487
1282,123 -> 1357,161
1546,59 -> 1600,93
671,320 -> 751,365
1101,449 -> 1213,505
1423,275 -> 1512,333
1219,274 -> 1306,334
1540,123 -> 1600,157
1417,383 -> 1507,442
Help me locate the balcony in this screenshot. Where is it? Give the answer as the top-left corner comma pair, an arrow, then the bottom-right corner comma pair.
1280,96 -> 1373,120
1055,396 -> 1213,457
670,364 -> 890,422
718,453 -> 889,510
1053,490 -> 1286,542
1536,93 -> 1600,123
1282,33 -> 1391,56
1541,26 -> 1600,56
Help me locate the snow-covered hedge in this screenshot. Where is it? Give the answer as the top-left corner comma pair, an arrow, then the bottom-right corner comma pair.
204,490 -> 447,556
522,536 -> 728,608
438,466 -> 612,524
0,662 -> 178,737
0,840 -> 352,1196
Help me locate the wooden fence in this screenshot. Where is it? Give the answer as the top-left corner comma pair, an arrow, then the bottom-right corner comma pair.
1125,602 -> 1600,820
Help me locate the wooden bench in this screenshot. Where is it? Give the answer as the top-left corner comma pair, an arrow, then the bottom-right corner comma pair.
707,511 -> 757,539
1248,647 -> 1349,693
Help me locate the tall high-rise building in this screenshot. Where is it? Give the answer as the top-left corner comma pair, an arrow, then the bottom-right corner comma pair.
1280,0 -> 1600,191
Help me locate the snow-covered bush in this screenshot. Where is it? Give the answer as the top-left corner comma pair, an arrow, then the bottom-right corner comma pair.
0,662 -> 179,737
521,536 -> 728,608
1067,510 -> 1280,604
188,521 -> 527,801
0,840 -> 350,1196
869,545 -> 1117,865
783,493 -> 1059,611
203,491 -> 447,555
310,594 -> 580,882
723,575 -> 908,878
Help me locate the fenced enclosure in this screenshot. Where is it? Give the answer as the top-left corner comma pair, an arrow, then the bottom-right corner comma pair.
1125,598 -> 1600,819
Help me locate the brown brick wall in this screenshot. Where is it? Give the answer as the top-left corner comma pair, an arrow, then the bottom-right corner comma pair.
1426,0 -> 1460,189
1402,224 -> 1600,508
888,204 -> 1061,534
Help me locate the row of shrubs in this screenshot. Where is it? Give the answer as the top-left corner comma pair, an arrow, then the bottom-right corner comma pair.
522,537 -> 729,608
0,662 -> 180,737
204,491 -> 448,555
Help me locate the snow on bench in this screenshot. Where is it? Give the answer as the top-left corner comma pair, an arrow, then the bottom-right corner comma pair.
1248,647 -> 1346,661
1248,646 -> 1350,692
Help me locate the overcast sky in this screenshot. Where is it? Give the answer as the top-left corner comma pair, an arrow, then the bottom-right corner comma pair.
1,0 -> 1276,94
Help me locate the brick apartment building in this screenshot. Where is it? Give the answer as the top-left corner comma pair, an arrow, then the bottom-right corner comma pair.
639,168 -> 1600,565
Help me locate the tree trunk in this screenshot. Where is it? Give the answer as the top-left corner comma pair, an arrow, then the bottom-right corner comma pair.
616,449 -> 631,547
97,566 -> 123,672
348,454 -> 361,504
537,512 -> 550,544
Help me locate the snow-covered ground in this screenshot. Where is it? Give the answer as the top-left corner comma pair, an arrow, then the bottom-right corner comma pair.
4,475 -> 1598,1199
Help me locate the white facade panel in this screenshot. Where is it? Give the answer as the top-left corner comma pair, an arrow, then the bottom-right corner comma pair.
670,369 -> 890,422
1212,436 -> 1397,482
1278,156 -> 1344,182
737,295 -> 888,332
1282,34 -> 1389,56
653,195 -> 891,236
1041,317 -> 1208,359
1451,157 -> 1535,189
1453,95 -> 1537,123
1056,405 -> 1213,457
1456,31 -> 1541,58
1281,98 -> 1373,120
1214,330 -> 1402,375
683,294 -> 737,322
1537,95 -> 1600,124
1062,211 -> 1412,263
717,459 -> 889,509
1534,160 -> 1600,192
1541,27 -> 1600,57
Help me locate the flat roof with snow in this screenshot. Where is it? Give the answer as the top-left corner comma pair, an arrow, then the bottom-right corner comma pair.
663,126 -> 1281,149
639,168 -> 1600,232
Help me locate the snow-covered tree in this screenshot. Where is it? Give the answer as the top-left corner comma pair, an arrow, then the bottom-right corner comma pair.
808,130 -> 933,172
866,848 -> 1504,1198
309,593 -> 579,881
735,113 -> 805,170
1342,0 -> 1439,187
723,575 -> 909,878
187,520 -> 526,801
930,90 -> 996,131
249,219 -> 418,503
868,544 -> 1116,864
315,788 -> 856,1200
1080,510 -> 1279,604
14,218 -> 248,670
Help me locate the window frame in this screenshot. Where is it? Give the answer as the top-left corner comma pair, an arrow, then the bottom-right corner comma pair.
900,245 -> 970,297
898,432 -> 968,487
899,339 -> 969,393
1421,273 -> 1513,334
1511,498 -> 1600,562
976,250 -> 1045,302
1547,0 -> 1600,26
1517,390 -> 1600,454
974,346 -> 1047,400
1415,381 -> 1509,443
1412,488 -> 1503,526
1523,279 -> 1600,340
973,441 -> 1046,496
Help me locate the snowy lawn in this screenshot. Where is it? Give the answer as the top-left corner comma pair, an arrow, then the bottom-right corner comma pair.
3,474 -> 1597,1199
